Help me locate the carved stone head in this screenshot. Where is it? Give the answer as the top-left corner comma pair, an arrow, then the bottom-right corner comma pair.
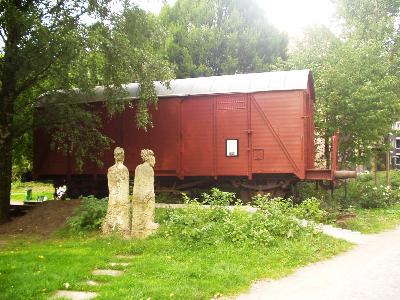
114,147 -> 125,164
140,149 -> 155,167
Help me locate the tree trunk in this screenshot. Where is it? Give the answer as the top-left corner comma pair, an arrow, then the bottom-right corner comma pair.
0,13 -> 19,224
0,93 -> 14,224
0,90 -> 16,224
324,134 -> 331,169
0,131 -> 13,223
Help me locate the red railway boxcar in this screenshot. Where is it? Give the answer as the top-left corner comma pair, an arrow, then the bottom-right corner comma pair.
33,69 -> 355,198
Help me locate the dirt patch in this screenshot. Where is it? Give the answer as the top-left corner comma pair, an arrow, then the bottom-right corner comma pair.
336,212 -> 357,229
0,200 -> 81,236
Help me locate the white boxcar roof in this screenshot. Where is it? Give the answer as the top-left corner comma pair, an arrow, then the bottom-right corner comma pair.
92,69 -> 312,100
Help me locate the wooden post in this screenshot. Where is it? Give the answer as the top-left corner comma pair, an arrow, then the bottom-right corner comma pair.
374,153 -> 378,186
386,151 -> 390,186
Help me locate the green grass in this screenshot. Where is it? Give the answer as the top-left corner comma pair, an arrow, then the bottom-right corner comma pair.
10,181 -> 54,202
357,170 -> 400,188
336,205 -> 400,234
0,232 -> 351,300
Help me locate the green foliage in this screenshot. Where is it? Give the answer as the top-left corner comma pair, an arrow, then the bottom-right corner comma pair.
160,0 -> 288,78
200,187 -> 239,206
159,189 -> 325,248
335,0 -> 400,41
10,180 -> 54,202
286,0 -> 400,167
38,5 -> 174,167
358,184 -> 400,209
293,197 -> 328,223
337,205 -> 400,233
295,171 -> 400,211
66,196 -> 108,231
296,182 -> 331,203
0,0 -> 174,220
0,231 -> 351,300
253,193 -> 328,223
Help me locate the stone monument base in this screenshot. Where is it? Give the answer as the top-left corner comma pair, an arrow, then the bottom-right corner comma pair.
131,200 -> 159,239
131,224 -> 159,239
102,203 -> 131,238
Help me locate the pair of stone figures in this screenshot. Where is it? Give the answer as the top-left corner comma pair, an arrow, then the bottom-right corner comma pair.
102,147 -> 159,238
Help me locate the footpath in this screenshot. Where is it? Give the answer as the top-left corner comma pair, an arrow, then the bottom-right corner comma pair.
232,225 -> 400,300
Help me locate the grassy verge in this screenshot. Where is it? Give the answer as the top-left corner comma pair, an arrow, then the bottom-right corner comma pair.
336,205 -> 400,234
11,181 -> 54,202
0,232 -> 351,300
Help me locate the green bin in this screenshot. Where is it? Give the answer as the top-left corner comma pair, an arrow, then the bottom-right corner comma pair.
25,188 -> 32,201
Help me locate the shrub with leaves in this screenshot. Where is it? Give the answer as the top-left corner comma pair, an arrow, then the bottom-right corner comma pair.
201,188 -> 240,206
293,197 -> 328,223
253,193 -> 328,223
295,182 -> 331,204
66,196 -> 108,231
159,189 -> 319,248
359,185 -> 400,209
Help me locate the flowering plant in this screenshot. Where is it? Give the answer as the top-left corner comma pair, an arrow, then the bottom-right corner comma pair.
359,184 -> 400,208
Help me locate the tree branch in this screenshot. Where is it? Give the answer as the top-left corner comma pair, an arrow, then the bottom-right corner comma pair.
12,119 -> 33,138
21,0 -> 35,11
0,29 -> 5,44
15,52 -> 61,96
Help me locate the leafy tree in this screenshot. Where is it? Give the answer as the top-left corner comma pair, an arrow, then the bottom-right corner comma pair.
288,26 -> 343,167
160,0 -> 288,78
0,1 -> 173,223
334,0 -> 400,41
288,1 -> 400,167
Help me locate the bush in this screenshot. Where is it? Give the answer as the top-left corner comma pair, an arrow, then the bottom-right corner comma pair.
294,172 -> 400,211
358,185 -> 400,209
293,197 -> 328,223
201,187 -> 239,206
66,196 -> 108,231
253,194 -> 328,223
159,189 -> 320,248
295,182 -> 330,203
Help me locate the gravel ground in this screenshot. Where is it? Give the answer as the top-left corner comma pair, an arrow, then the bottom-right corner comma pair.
232,226 -> 400,300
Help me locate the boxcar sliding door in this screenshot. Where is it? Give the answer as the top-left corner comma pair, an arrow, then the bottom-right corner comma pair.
215,94 -> 250,177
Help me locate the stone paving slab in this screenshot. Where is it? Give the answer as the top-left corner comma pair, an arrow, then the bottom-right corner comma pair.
115,255 -> 137,259
92,269 -> 124,276
85,280 -> 100,286
109,262 -> 130,267
52,290 -> 97,300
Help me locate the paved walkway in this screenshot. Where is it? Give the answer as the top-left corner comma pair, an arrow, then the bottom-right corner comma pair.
232,226 -> 400,300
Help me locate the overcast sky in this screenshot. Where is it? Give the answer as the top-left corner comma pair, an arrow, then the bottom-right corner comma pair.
135,0 -> 339,39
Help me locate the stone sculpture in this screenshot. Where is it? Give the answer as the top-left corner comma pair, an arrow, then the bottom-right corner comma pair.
131,149 -> 159,238
102,147 -> 130,237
